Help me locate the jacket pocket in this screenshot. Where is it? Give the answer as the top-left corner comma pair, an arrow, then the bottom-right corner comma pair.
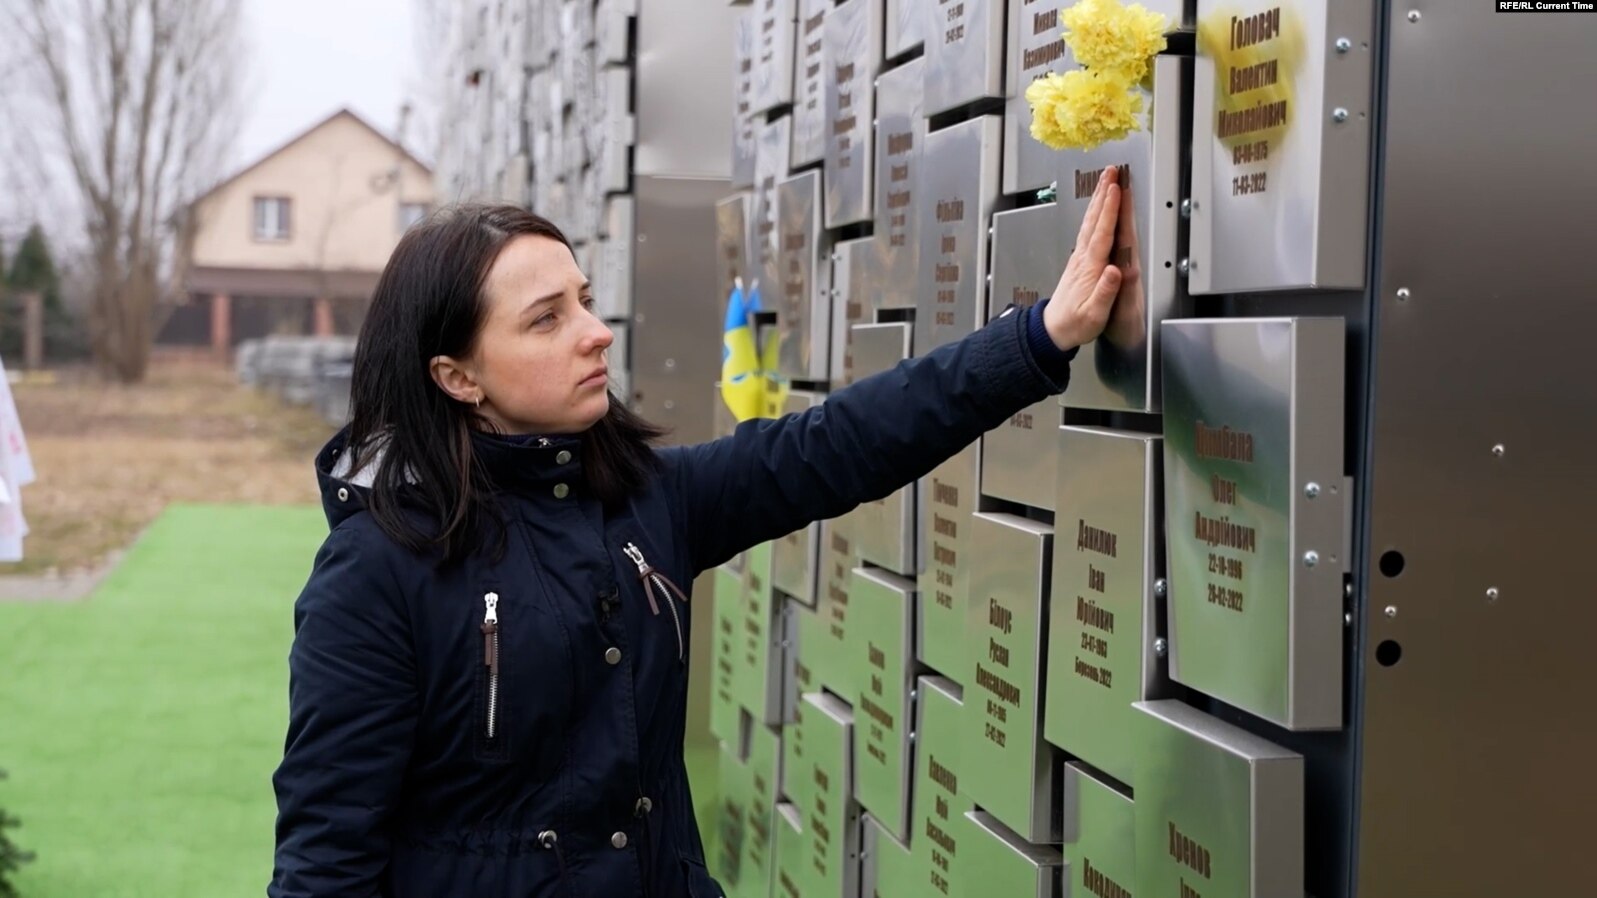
679,853 -> 725,898
475,588 -> 510,761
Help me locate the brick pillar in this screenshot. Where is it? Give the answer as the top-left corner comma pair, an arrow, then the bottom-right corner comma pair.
210,293 -> 231,361
313,297 -> 335,337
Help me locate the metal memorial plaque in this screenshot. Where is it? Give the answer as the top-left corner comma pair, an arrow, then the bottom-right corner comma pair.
792,0 -> 829,167
830,237 -> 877,384
715,746 -> 753,893
594,0 -> 633,66
1161,317 -> 1345,731
962,810 -> 1065,898
1055,54 -> 1187,413
716,193 -> 754,319
922,0 -> 1005,116
606,322 -> 630,401
774,802 -> 806,898
711,566 -> 746,747
873,58 -> 925,312
980,205 -> 1063,510
966,513 -> 1057,844
736,540 -> 792,725
849,323 -> 916,576
849,567 -> 916,842
776,171 -> 830,382
1189,0 -> 1373,293
910,676 -> 972,898
755,116 -> 794,301
862,814 -> 916,898
1044,426 -> 1165,788
885,0 -> 925,59
773,392 -> 823,605
824,0 -> 881,228
815,515 -> 862,700
1003,0 -> 1069,195
917,443 -> 978,683
1061,764 -> 1136,898
597,66 -> 633,195
598,196 -> 634,320
1132,700 -> 1304,898
732,9 -> 758,189
915,115 -> 1001,358
797,692 -> 861,898
742,719 -> 783,897
751,0 -> 797,114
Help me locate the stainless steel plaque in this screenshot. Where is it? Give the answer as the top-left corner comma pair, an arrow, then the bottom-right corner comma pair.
915,115 -> 1002,357
1003,0 -> 1070,195
594,0 -> 632,66
917,443 -> 977,683
605,321 -> 630,401
716,193 -> 754,320
910,676 -> 972,898
850,567 -> 916,842
830,237 -> 877,384
862,813 -> 916,898
1044,426 -> 1165,788
596,65 -> 633,195
751,0 -> 797,114
792,0 -> 829,167
732,9 -> 758,189
598,196 -> 634,320
981,204 -> 1063,510
742,718 -> 782,896
886,0 -> 925,59
966,512 -> 1057,844
1061,764 -> 1136,898
736,540 -> 792,725
962,810 -> 1065,898
849,323 -> 917,576
796,692 -> 861,898
873,58 -> 926,312
1189,0 -> 1373,293
824,0 -> 881,228
1132,700 -> 1305,898
773,392 -> 823,605
715,745 -> 753,891
1055,55 -> 1188,413
1161,317 -> 1345,731
756,116 -> 793,300
711,566 -> 746,747
774,801 -> 806,898
922,0 -> 1005,116
815,515 -> 862,700
776,171 -> 832,381
782,602 -> 821,801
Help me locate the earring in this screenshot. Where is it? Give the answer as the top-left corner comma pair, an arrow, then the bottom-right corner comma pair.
474,395 -> 482,408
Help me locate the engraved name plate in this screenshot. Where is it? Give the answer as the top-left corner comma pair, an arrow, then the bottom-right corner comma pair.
850,567 -> 916,842
792,0 -> 829,167
917,443 -> 977,684
824,0 -> 881,227
815,514 -> 862,700
598,195 -> 635,320
923,0 -> 1005,116
1003,0 -> 1070,195
797,692 -> 861,897
715,745 -> 753,891
742,719 -> 782,896
716,193 -> 753,320
1061,764 -> 1136,898
1161,317 -> 1345,730
1133,700 -> 1305,898
756,117 -> 794,297
752,0 -> 798,114
774,802 -> 806,898
862,813 -> 916,898
916,115 -> 1002,357
776,171 -> 831,381
886,0 -> 926,59
911,676 -> 973,898
1189,0 -> 1373,293
873,58 -> 926,312
711,566 -> 746,747
849,323 -> 917,576
966,512 -> 1058,844
830,236 -> 877,383
962,810 -> 1065,898
1056,54 -> 1188,413
732,9 -> 758,189
782,600 -> 822,800
1044,426 -> 1165,787
737,540 -> 792,725
773,398 -> 823,606
981,204 -> 1064,510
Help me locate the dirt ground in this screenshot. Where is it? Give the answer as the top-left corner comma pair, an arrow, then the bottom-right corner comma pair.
0,357 -> 336,590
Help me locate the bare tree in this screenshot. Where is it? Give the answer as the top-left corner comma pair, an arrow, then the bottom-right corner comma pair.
3,0 -> 247,382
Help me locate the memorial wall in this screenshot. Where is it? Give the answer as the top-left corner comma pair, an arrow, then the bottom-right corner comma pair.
710,0 -> 1373,896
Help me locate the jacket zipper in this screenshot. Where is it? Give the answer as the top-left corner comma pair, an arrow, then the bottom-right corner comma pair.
482,591 -> 500,740
623,542 -> 686,663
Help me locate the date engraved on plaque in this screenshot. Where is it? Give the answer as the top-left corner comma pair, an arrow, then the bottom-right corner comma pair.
1206,5 -> 1301,199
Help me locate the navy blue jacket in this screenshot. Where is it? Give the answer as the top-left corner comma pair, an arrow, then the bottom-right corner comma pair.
269,302 -> 1075,897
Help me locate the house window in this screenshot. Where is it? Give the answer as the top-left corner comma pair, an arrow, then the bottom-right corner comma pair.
399,202 -> 430,232
253,197 -> 291,241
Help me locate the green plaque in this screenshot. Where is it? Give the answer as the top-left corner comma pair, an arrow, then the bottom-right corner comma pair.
774,802 -> 807,898
737,540 -> 791,725
862,813 -> 915,898
713,745 -> 752,894
961,810 -> 1064,898
1061,764 -> 1136,898
851,566 -> 916,841
797,692 -> 860,897
741,721 -> 781,898
917,443 -> 978,684
910,675 -> 972,898
711,566 -> 745,747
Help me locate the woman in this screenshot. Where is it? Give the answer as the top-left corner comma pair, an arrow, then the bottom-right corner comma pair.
270,167 -> 1127,898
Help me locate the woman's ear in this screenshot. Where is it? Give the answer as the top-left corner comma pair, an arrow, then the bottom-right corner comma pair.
429,355 -> 481,405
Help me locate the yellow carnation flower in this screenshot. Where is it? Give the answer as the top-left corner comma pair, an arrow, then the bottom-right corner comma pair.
1027,69 -> 1143,151
1061,0 -> 1171,84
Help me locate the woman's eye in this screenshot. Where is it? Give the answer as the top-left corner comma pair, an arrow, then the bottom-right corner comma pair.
581,296 -> 596,311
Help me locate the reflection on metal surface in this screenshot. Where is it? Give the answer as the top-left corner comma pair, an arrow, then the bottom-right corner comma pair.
776,171 -> 832,380
734,540 -> 792,725
709,566 -> 744,746
755,117 -> 793,297
1060,764 -> 1135,898
982,204 -> 1064,509
961,810 -> 1064,898
815,515 -> 861,700
1056,55 -> 1187,413
773,393 -> 823,606
849,566 -> 916,842
922,0 -> 1005,116
715,193 -> 753,321
824,0 -> 881,227
1003,0 -> 1068,194
1189,0 -> 1373,293
862,812 -> 915,898
873,58 -> 925,311
740,716 -> 782,892
1132,700 -> 1304,898
849,323 -> 917,576
1161,318 -> 1345,730
792,0 -> 830,167
909,676 -> 972,897
731,9 -> 757,188
966,512 -> 1058,844
915,115 -> 1002,357
917,443 -> 978,684
774,801 -> 806,898
793,692 -> 860,897
886,0 -> 925,59
830,237 -> 876,384
751,0 -> 797,114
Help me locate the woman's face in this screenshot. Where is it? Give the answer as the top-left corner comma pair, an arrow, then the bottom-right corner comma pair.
441,234 -> 614,435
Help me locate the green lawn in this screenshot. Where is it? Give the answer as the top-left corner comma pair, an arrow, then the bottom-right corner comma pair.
0,503 -> 722,898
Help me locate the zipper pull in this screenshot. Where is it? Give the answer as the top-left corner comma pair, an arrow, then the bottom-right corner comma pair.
624,542 -> 661,616
482,592 -> 499,670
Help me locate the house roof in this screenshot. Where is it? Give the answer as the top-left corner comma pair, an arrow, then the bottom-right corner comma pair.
189,107 -> 432,209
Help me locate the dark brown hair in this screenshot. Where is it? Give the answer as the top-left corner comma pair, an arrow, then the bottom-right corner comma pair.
345,204 -> 667,564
